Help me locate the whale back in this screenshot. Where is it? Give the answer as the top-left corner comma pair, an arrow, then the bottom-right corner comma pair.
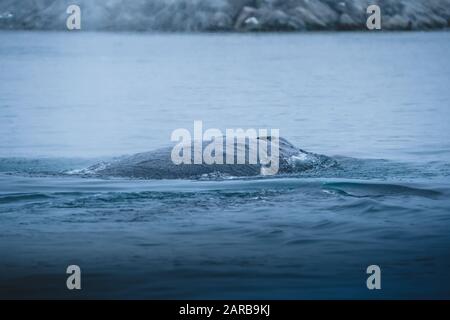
89,137 -> 335,179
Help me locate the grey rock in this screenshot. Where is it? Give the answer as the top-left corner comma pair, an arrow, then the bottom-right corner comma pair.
383,14 -> 412,30
338,13 -> 359,30
1,0 -> 450,32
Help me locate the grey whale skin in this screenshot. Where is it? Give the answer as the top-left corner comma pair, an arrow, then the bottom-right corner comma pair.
89,137 -> 335,179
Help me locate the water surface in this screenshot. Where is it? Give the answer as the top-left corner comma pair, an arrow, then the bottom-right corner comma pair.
0,31 -> 450,298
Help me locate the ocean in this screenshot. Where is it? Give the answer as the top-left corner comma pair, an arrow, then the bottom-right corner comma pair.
0,31 -> 449,298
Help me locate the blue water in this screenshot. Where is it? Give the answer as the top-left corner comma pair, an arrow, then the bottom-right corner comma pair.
0,31 -> 450,299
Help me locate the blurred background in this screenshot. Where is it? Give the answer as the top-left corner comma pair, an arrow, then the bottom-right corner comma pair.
1,0 -> 450,32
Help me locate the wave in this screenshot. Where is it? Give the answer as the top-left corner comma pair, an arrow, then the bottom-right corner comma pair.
0,153 -> 449,182
0,192 -> 53,204
323,181 -> 442,198
0,157 -> 101,175
0,169 -> 446,208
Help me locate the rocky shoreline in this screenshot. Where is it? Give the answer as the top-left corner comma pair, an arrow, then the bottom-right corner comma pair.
1,0 -> 450,32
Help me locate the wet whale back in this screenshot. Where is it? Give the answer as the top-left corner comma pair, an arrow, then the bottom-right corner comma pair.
91,137 -> 335,179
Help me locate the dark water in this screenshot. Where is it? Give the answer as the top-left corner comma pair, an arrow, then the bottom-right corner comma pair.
0,31 -> 450,299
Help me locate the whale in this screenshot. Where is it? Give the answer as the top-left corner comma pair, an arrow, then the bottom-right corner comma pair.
84,137 -> 336,179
